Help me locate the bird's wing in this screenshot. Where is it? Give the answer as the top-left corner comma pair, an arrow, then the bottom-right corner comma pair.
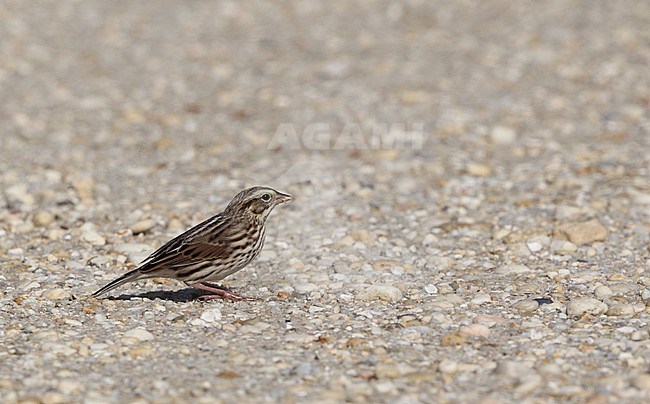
137,241 -> 232,273
135,214 -> 246,274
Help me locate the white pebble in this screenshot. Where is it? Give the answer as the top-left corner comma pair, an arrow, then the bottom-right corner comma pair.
113,243 -> 152,263
438,359 -> 459,374
566,298 -> 608,317
460,324 -> 490,337
422,233 -> 438,246
490,126 -> 517,144
550,240 -> 577,254
5,184 -> 35,206
294,282 -> 318,294
424,284 -> 438,294
131,219 -> 156,234
630,330 -> 649,341
374,381 -> 397,395
124,328 -> 154,341
470,293 -> 491,305
189,318 -> 208,327
357,285 -> 403,302
64,319 -> 83,327
43,288 -> 70,300
8,248 -> 24,256
526,242 -> 543,252
82,230 -> 106,246
513,299 -> 539,312
200,308 -> 222,323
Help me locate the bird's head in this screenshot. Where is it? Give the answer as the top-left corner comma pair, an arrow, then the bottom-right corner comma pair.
225,186 -> 292,220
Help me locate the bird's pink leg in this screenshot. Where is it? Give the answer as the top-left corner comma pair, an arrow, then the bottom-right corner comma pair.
190,282 -> 255,301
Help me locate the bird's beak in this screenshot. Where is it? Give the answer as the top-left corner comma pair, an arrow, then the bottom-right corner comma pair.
275,192 -> 292,204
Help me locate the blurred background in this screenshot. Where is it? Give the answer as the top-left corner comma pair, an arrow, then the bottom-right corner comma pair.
2,1 -> 648,215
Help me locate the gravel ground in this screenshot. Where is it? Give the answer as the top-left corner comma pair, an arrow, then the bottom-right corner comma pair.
2,1 -> 650,403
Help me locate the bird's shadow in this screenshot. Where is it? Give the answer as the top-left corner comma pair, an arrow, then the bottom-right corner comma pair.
107,288 -> 212,302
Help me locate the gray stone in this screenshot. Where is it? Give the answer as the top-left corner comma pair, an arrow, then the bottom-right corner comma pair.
566,298 -> 608,317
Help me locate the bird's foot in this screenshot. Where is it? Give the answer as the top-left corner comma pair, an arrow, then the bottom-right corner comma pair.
191,282 -> 255,301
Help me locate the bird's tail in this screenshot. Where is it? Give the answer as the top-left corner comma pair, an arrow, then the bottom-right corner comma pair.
92,269 -> 143,298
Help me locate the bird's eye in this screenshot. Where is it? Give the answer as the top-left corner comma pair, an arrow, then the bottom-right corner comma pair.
261,193 -> 272,202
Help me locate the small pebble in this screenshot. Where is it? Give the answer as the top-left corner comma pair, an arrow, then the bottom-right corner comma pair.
239,322 -> 271,334
357,285 -> 403,302
497,264 -> 531,275
556,220 -> 607,245
594,286 -> 613,299
616,326 -> 636,334
550,240 -> 578,254
630,330 -> 649,341
466,163 -> 491,177
294,282 -> 318,294
473,315 -> 506,327
5,184 -> 35,206
460,324 -> 490,337
566,298 -> 608,317
422,234 -> 438,246
47,228 -> 65,240
438,359 -> 459,374
424,284 -> 438,294
81,230 -> 106,246
42,288 -> 70,300
124,328 -> 154,341
490,126 -> 517,144
131,219 -> 157,234
32,211 -> 54,226
493,229 -> 511,240
526,242 -> 543,252
113,243 -> 153,264
494,360 -> 534,378
8,248 -> 24,256
513,299 -> 540,312
470,293 -> 491,305
200,308 -> 222,324
606,304 -> 635,317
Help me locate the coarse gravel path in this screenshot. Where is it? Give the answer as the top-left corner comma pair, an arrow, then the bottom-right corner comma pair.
1,1 -> 650,403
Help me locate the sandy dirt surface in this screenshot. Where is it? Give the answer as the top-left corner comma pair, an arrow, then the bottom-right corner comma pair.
1,1 -> 650,402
